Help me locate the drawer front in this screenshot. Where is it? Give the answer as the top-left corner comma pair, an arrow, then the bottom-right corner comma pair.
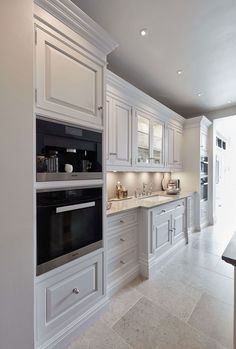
107,210 -> 138,232
107,247 -> 138,278
107,226 -> 137,259
201,206 -> 208,220
36,252 -> 103,344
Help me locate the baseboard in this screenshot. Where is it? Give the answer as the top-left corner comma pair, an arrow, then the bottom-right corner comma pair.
140,239 -> 187,279
107,265 -> 140,297
36,296 -> 109,349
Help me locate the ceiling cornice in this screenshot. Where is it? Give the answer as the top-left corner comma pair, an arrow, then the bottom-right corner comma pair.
107,70 -> 185,124
34,0 -> 118,55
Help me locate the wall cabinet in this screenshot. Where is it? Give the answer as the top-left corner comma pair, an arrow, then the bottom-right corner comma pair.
166,125 -> 183,169
106,71 -> 185,172
106,95 -> 132,167
35,27 -> 104,127
135,109 -> 164,168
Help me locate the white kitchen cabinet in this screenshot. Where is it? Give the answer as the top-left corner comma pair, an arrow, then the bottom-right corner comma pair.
35,27 -> 104,127
152,210 -> 172,256
36,251 -> 104,347
139,199 -> 187,278
135,109 -> 164,168
166,124 -> 183,169
106,95 -> 132,167
107,210 -> 139,295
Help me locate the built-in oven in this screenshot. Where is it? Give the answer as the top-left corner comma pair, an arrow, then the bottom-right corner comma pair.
200,177 -> 208,201
36,118 -> 102,181
36,187 -> 103,275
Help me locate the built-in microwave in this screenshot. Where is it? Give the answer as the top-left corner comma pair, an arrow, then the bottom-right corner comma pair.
36,119 -> 102,181
36,187 -> 103,275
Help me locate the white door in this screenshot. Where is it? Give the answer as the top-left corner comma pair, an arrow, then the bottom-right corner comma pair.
152,210 -> 172,256
172,204 -> 186,244
167,127 -> 174,167
151,121 -> 164,168
35,28 -> 103,126
106,97 -> 132,167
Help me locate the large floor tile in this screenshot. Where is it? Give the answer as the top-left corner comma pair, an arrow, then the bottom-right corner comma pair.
188,293 -> 233,349
113,297 -> 225,349
67,320 -> 132,349
214,258 -> 234,279
133,273 -> 202,322
101,284 -> 142,327
190,238 -> 226,257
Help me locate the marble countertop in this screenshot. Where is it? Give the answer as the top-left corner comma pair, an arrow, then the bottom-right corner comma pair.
106,191 -> 194,216
222,232 -> 236,267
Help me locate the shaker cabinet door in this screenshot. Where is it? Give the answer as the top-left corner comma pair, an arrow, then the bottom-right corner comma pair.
152,210 -> 172,256
106,96 -> 132,167
167,126 -> 183,169
35,28 -> 103,126
172,204 -> 185,244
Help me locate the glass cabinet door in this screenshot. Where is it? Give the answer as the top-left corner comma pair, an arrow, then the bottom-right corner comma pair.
152,122 -> 163,165
137,115 -> 150,164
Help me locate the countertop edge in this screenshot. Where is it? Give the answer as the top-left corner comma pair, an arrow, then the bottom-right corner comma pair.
222,232 -> 236,267
106,191 -> 195,217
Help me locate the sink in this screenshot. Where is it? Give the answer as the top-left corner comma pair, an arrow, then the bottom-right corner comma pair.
139,195 -> 173,202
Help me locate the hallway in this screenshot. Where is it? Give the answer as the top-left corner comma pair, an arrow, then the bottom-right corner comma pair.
68,223 -> 234,349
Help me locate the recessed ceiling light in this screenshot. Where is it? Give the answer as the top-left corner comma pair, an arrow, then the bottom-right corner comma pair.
177,70 -> 183,75
140,28 -> 148,37
198,93 -> 202,97
227,100 -> 232,104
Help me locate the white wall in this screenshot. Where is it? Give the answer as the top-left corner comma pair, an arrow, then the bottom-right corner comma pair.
0,1 -> 34,348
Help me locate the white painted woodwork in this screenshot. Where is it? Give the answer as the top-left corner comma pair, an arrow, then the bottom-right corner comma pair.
106,96 -> 132,166
35,27 -> 104,126
36,252 -> 103,346
107,210 -> 139,295
167,125 -> 183,168
138,199 -> 188,278
172,204 -> 185,243
152,210 -> 172,255
106,70 -> 185,172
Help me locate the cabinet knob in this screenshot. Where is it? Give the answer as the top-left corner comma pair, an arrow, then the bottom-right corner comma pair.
120,260 -> 126,265
120,237 -> 126,242
72,288 -> 80,295
98,106 -> 103,110
160,209 -> 166,214
120,220 -> 124,223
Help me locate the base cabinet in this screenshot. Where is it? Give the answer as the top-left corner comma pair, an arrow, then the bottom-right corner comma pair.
36,251 -> 105,348
139,199 -> 187,278
106,210 -> 139,295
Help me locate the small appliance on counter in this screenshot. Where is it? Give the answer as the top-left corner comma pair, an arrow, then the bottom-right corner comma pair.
166,179 -> 180,195
36,118 -> 102,181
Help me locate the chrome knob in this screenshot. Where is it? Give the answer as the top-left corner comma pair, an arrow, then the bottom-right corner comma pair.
98,106 -> 103,110
73,288 -> 80,295
120,237 -> 125,242
120,260 -> 126,265
120,220 -> 124,223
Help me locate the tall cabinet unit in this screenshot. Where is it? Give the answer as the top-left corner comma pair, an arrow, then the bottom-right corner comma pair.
33,1 -> 117,348
179,116 -> 212,231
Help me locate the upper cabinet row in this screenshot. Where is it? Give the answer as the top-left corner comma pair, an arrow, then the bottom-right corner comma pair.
34,26 -> 184,172
106,92 -> 184,172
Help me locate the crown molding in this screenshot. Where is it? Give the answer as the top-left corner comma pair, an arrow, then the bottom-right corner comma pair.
107,70 -> 185,124
34,0 -> 118,55
184,115 -> 212,129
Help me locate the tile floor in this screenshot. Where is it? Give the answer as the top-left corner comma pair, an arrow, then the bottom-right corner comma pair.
67,221 -> 234,349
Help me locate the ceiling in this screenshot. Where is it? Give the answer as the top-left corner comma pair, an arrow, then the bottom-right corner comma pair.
73,0 -> 236,118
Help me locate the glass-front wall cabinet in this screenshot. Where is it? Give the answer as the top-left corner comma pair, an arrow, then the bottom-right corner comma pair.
137,115 -> 150,164
137,110 -> 164,167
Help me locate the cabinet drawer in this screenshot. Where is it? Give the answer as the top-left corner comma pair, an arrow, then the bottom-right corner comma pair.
107,226 -> 137,259
36,253 -> 103,343
107,247 -> 138,279
107,210 -> 138,232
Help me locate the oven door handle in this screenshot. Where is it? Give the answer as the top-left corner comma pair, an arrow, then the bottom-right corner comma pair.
56,201 -> 95,213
